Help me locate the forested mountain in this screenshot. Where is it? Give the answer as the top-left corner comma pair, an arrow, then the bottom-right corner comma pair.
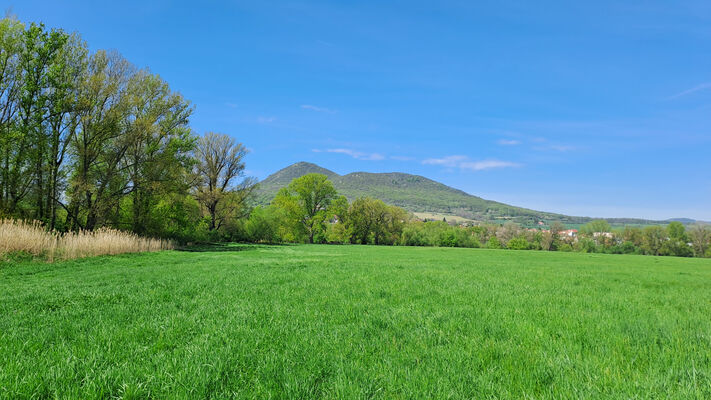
256,162 -> 671,227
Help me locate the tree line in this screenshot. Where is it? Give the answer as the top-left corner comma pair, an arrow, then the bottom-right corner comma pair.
243,173 -> 711,258
0,17 -> 256,242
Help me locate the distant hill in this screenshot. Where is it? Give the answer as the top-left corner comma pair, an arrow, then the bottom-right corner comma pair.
667,218 -> 709,225
254,162 -> 680,227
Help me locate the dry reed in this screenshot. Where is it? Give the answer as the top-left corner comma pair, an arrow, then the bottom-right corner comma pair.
0,219 -> 173,261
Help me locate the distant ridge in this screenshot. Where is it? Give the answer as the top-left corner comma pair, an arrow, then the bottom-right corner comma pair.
254,162 -> 689,227
667,218 -> 710,225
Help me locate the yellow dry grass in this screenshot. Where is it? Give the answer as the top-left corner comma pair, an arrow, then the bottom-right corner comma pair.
0,219 -> 172,261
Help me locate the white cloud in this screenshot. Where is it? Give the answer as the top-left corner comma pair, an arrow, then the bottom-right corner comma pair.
313,148 -> 385,161
668,83 -> 711,100
422,155 -> 468,167
533,144 -> 578,152
497,139 -> 521,146
390,155 -> 415,161
423,155 -> 521,171
301,104 -> 336,114
225,102 -> 239,108
549,145 -> 577,152
256,116 -> 276,123
460,160 -> 521,171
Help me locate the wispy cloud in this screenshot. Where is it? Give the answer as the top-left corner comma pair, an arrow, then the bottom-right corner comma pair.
422,155 -> 468,168
533,144 -> 578,152
497,139 -> 521,146
423,155 -> 520,171
460,160 -> 521,171
225,102 -> 239,108
316,39 -> 334,47
313,148 -> 384,161
668,82 -> 711,100
256,116 -> 276,123
549,145 -> 577,152
301,104 -> 337,114
390,155 -> 415,161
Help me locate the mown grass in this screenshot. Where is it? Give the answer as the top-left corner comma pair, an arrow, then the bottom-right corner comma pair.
1,245 -> 710,398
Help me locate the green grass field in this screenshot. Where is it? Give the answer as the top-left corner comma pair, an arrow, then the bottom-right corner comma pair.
2,245 -> 710,398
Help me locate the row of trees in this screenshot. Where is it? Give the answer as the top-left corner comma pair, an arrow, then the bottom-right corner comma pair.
0,17 -> 256,241
244,174 -> 408,245
242,173 -> 711,258
572,220 -> 710,257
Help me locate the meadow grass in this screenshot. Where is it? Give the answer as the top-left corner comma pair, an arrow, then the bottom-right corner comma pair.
1,245 -> 710,398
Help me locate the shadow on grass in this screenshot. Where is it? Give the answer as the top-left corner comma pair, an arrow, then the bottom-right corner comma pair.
175,242 -> 291,253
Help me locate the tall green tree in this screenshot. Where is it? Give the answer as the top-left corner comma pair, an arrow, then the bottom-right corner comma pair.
125,70 -> 193,234
193,132 -> 256,232
0,17 -> 25,215
688,225 -> 711,257
642,226 -> 665,256
24,24 -> 71,222
65,50 -> 134,231
272,173 -> 337,243
661,222 -> 692,257
43,33 -> 86,229
666,221 -> 687,242
348,197 -> 408,245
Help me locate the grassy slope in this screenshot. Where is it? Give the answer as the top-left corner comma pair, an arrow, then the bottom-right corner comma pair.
255,162 -> 661,227
2,246 -> 711,398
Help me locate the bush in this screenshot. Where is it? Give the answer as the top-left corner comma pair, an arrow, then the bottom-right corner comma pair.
660,240 -> 693,257
486,237 -> 502,249
438,230 -> 458,247
400,223 -> 430,246
576,238 -> 598,253
325,223 -> 351,244
506,236 -> 530,250
558,243 -> 573,252
606,241 -> 639,255
245,207 -> 280,243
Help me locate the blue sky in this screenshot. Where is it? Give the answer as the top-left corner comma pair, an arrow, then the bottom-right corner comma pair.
8,1 -> 711,220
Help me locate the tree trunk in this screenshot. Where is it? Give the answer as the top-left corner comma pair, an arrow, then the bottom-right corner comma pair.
133,189 -> 142,233
209,202 -> 217,231
85,191 -> 96,231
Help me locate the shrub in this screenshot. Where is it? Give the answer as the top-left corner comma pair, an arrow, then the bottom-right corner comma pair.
576,238 -> 598,253
486,237 -> 502,249
438,230 -> 458,247
506,236 -> 530,250
660,240 -> 693,257
558,243 -> 573,252
400,223 -> 429,246
325,222 -> 351,244
245,207 -> 280,243
606,241 -> 639,255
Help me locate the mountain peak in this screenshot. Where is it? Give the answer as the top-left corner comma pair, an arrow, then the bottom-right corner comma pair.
290,161 -> 334,172
259,162 -> 339,187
